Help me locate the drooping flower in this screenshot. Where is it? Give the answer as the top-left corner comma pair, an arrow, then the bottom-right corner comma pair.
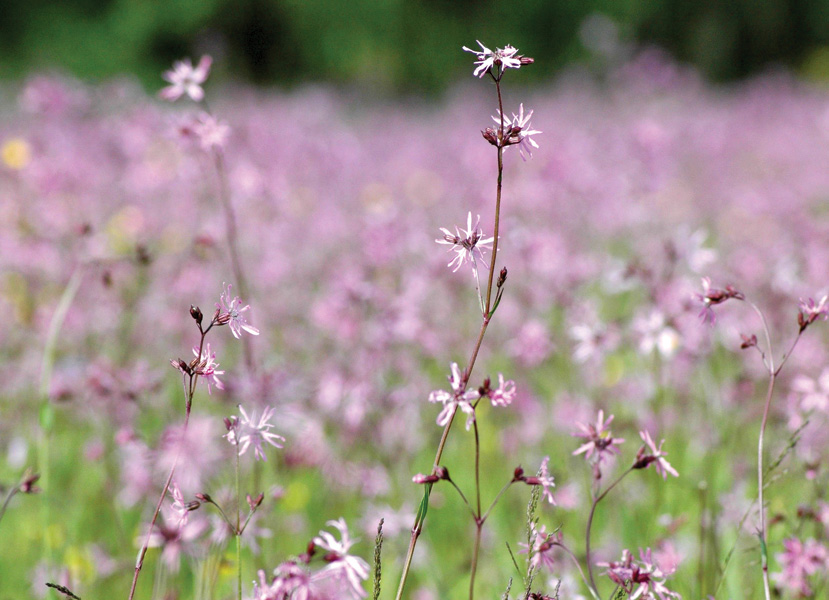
693,277 -> 743,326
521,456 -> 556,505
436,212 -> 494,275
428,362 -> 479,430
462,41 -> 522,78
312,518 -> 370,599
191,343 -> 225,394
218,282 -> 260,338
224,405 -> 285,461
160,55 -> 212,102
635,430 -> 679,479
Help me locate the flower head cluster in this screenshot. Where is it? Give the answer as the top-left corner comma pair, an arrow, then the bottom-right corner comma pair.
572,410 -> 625,475
634,430 -> 679,479
160,56 -> 212,102
224,405 -> 285,461
217,283 -> 260,338
428,362 -> 479,430
170,343 -> 225,393
798,295 -> 829,332
599,548 -> 681,599
312,518 -> 370,599
483,104 -> 542,160
694,277 -> 744,325
436,212 -> 494,275
462,41 -> 531,78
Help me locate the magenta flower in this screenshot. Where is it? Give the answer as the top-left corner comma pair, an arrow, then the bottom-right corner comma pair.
428,362 -> 479,430
436,212 -> 494,275
159,55 -> 212,102
798,295 -> 829,331
773,537 -> 828,596
599,548 -> 681,599
522,456 -> 556,505
635,430 -> 679,479
218,283 -> 260,338
224,405 -> 285,461
191,343 -> 224,394
693,277 -> 744,326
572,409 -> 625,465
462,41 -> 522,78
312,518 -> 370,599
518,523 -> 562,571
488,373 -> 516,407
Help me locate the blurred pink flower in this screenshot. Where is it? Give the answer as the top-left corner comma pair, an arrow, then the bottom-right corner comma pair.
773,537 -> 828,597
312,518 -> 370,599
160,56 -> 212,102
224,405 -> 285,461
488,373 -> 516,407
193,113 -> 230,150
599,548 -> 681,599
518,523 -> 562,571
523,456 -> 556,505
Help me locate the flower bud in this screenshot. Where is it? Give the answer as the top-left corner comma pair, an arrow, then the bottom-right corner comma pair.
190,305 -> 203,326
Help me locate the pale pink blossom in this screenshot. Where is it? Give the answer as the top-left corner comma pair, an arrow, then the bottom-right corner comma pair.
462,41 -> 522,78
636,430 -> 679,479
435,212 -> 494,275
218,282 -> 260,338
312,518 -> 370,599
160,55 -> 212,102
488,373 -> 516,407
191,343 -> 225,394
224,405 -> 285,461
428,362 -> 479,430
572,409 -> 624,465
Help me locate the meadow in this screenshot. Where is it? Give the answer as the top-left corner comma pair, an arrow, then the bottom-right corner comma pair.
1,45 -> 829,599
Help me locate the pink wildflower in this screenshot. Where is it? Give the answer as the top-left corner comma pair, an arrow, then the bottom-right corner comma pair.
635,430 -> 679,479
798,295 -> 829,331
224,405 -> 285,461
159,56 -> 212,102
488,373 -> 516,407
773,537 -> 828,597
193,113 -> 230,150
191,343 -> 224,393
428,362 -> 479,430
522,456 -> 556,505
312,518 -> 370,599
436,212 -> 494,275
693,277 -> 744,326
599,548 -> 681,599
462,41 -> 522,78
218,282 -> 260,339
572,409 -> 625,465
518,524 -> 562,571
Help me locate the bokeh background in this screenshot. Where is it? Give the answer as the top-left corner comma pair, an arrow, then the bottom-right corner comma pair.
3,0 -> 829,91
3,2 -> 829,600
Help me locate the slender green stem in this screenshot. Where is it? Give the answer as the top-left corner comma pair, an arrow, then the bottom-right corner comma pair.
0,487 -> 19,526
551,543 -> 601,600
468,524 -> 482,600
584,468 -> 633,595
236,447 -> 242,600
746,302 -> 774,600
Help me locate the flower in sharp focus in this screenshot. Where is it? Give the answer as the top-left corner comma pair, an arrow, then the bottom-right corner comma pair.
218,282 -> 260,338
428,362 -> 479,430
435,212 -> 494,275
507,104 -> 542,160
191,343 -> 224,393
635,430 -> 679,479
572,409 -> 625,465
462,41 -> 522,78
224,405 -> 285,461
160,55 -> 212,102
312,518 -> 370,600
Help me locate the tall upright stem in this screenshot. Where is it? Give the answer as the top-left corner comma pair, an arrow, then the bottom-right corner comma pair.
395,78 -> 507,600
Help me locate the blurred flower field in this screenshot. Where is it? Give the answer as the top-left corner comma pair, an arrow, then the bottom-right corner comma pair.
2,48 -> 829,599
